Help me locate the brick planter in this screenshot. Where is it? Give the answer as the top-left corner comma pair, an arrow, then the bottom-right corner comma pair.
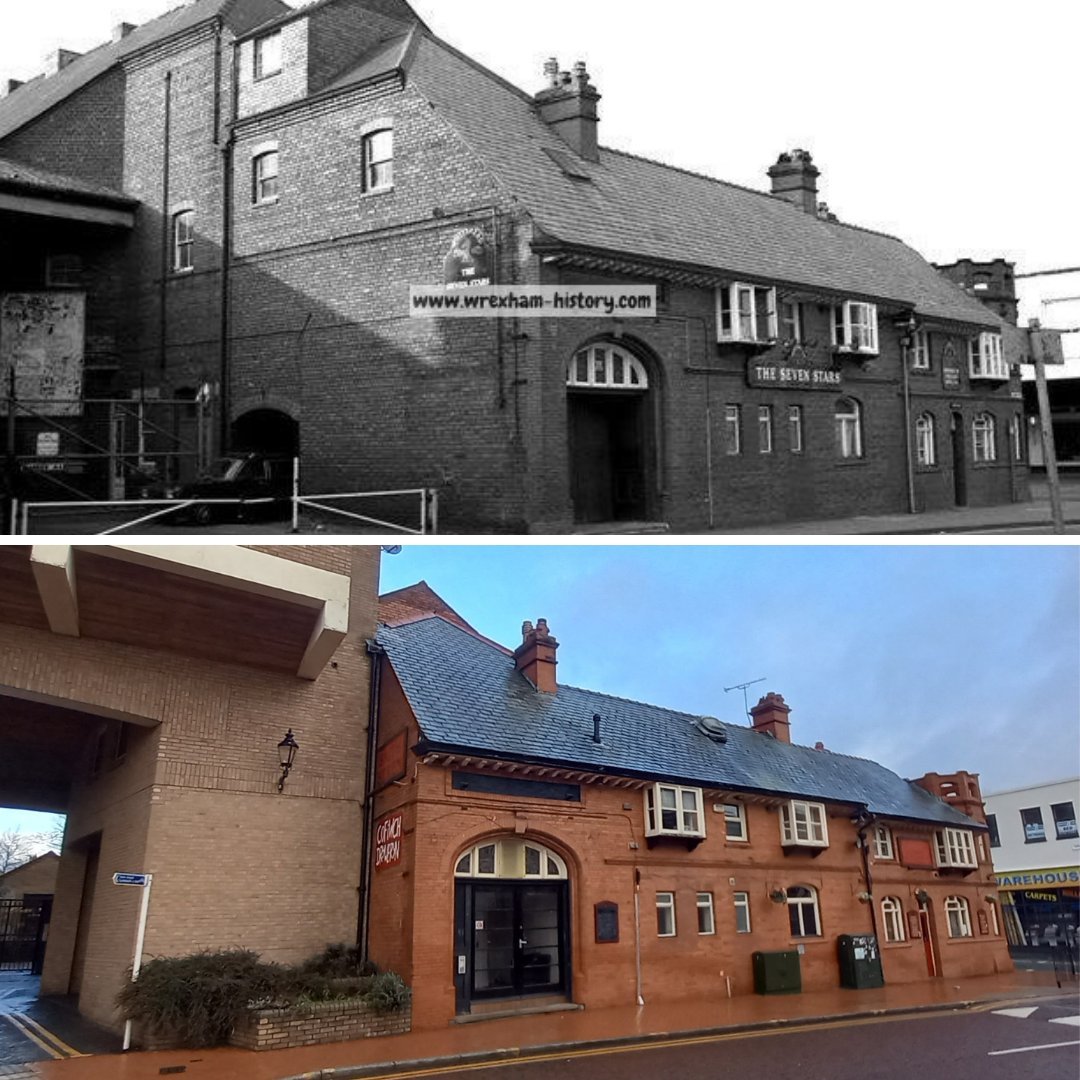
229,1000 -> 411,1051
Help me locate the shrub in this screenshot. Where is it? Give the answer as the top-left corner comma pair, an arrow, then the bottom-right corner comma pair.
298,942 -> 379,980
366,971 -> 412,1013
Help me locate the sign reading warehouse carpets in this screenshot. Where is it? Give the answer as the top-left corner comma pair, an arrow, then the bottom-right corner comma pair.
993,865 -> 1080,890
374,811 -> 404,871
746,342 -> 842,390
0,292 -> 85,416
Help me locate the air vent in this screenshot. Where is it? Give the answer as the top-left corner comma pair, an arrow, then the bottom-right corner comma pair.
696,716 -> 727,743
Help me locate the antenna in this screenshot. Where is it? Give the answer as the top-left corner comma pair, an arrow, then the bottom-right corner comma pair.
723,677 -> 766,721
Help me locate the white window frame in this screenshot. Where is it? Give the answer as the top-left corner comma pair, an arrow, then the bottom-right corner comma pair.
758,405 -> 773,454
645,783 -> 705,840
972,413 -> 997,463
988,900 -> 1000,937
725,404 -> 742,455
717,283 -> 778,343
1010,414 -> 1024,462
881,897 -> 905,942
568,344 -> 649,390
779,298 -> 802,343
454,838 -> 568,880
832,300 -> 879,354
788,405 -> 803,453
945,895 -> 972,938
911,329 -> 930,370
722,802 -> 748,842
252,148 -> 280,205
934,827 -> 977,869
872,824 -> 894,860
779,800 -> 828,848
836,398 -> 863,459
696,892 -> 715,935
363,127 -> 394,193
253,30 -> 283,81
787,884 -> 821,937
172,209 -> 194,273
734,891 -> 752,934
656,891 -> 676,937
915,412 -> 936,467
968,332 -> 1007,380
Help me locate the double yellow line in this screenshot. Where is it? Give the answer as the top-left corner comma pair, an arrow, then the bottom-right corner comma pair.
3,1012 -> 85,1059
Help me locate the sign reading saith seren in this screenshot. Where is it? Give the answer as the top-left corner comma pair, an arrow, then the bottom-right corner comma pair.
746,340 -> 842,390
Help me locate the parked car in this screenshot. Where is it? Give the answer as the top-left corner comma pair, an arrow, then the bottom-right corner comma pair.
173,454 -> 294,525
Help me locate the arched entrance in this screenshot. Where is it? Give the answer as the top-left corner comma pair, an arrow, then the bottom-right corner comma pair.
453,837 -> 570,1015
231,408 -> 299,456
566,341 -> 655,524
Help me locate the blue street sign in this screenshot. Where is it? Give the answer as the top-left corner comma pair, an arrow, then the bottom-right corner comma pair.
112,873 -> 150,887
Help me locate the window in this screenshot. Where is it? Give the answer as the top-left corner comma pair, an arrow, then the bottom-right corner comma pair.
788,405 -> 803,453
968,332 -> 1007,379
988,900 -> 1000,936
656,891 -> 676,936
832,301 -> 879,353
1010,414 -> 1024,462
779,800 -> 828,848
872,824 -> 894,860
454,838 -> 567,879
734,891 -> 751,933
1052,802 -> 1077,840
835,398 -> 863,459
986,813 -> 1000,848
881,897 -> 905,943
45,254 -> 83,288
787,885 -> 821,937
945,896 -> 972,938
972,413 -> 997,463
1021,806 -> 1046,843
758,406 -> 773,453
645,784 -> 705,839
780,299 -> 802,342
253,31 -> 282,80
363,128 -> 394,192
915,413 -> 936,467
718,283 -> 777,343
567,344 -> 649,389
725,405 -> 742,455
172,210 -> 194,272
934,827 -> 977,868
696,892 -> 715,935
252,150 -> 279,205
910,329 -> 930,370
722,802 -> 747,841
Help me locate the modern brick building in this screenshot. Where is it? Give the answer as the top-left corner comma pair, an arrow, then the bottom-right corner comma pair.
369,585 -> 1011,1029
0,0 -> 1030,531
0,543 -> 380,1031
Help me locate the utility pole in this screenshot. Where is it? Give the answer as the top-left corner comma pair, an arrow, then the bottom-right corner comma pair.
1028,319 -> 1065,533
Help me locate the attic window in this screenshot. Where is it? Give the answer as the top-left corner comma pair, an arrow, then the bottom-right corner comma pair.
542,146 -> 592,181
254,31 -> 283,81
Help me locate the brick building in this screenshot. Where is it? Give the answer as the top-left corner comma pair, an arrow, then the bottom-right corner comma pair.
0,0 -> 1029,530
368,586 -> 1011,1028
0,851 -> 59,900
0,544 -> 380,1031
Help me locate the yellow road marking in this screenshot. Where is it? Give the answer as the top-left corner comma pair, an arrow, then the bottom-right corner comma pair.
360,1010 -> 957,1079
3,1013 -> 64,1060
13,1012 -> 86,1058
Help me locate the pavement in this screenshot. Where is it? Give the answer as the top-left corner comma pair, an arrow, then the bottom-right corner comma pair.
0,969 -> 1074,1080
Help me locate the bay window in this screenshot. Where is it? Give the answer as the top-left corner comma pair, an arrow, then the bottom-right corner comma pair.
832,301 -> 878,353
645,783 -> 705,839
968,333 -> 1007,379
779,799 -> 828,848
718,283 -> 777,343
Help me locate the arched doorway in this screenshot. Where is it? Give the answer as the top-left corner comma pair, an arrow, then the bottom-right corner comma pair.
231,408 -> 299,456
453,837 -> 570,1014
566,341 -> 655,524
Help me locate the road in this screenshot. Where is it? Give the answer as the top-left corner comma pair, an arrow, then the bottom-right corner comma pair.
387,996 -> 1079,1080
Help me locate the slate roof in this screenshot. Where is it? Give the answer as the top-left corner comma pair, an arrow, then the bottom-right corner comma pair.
406,35 -> 1002,331
378,614 -> 979,829
0,156 -> 136,206
0,0 -> 289,143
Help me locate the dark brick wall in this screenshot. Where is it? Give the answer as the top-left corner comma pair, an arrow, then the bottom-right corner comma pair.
307,0 -> 413,91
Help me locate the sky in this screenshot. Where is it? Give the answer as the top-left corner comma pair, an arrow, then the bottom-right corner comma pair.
379,544 -> 1080,796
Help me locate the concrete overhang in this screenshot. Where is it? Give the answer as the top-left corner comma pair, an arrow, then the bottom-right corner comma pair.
0,191 -> 136,228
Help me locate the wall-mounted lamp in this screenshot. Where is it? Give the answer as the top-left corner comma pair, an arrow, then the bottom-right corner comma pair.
277,729 -> 299,792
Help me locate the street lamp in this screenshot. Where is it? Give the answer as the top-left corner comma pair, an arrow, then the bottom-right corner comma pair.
277,729 -> 299,792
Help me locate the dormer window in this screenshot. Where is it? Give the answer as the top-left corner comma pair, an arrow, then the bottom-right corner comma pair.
779,800 -> 828,848
645,783 -> 705,840
254,31 -> 283,81
934,827 -> 977,869
717,283 -> 777,343
968,333 -> 1007,379
831,301 -> 878,354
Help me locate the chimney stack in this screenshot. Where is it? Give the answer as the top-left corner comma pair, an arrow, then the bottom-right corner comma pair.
912,770 -> 986,822
768,149 -> 820,215
113,23 -> 138,42
44,49 -> 82,76
1,79 -> 24,97
514,618 -> 559,694
749,692 -> 792,744
536,58 -> 601,163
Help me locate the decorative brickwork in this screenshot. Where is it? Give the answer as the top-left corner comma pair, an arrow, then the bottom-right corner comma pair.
229,1001 -> 411,1050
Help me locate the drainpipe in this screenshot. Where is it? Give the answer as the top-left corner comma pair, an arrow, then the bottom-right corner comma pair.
357,640 -> 385,957
633,866 -> 644,1005
899,315 -> 918,515
218,40 -> 238,456
855,812 -> 882,944
159,71 -> 172,373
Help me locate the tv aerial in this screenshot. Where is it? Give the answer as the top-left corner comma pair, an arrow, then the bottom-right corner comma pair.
723,676 -> 766,721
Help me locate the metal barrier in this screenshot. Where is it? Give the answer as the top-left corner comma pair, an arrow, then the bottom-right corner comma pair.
292,488 -> 438,535
0,898 -> 49,974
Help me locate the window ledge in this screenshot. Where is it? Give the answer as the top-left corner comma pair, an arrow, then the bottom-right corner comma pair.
170,267 -> 195,278
780,842 -> 827,857
646,834 -> 704,852
881,941 -> 914,950
253,197 -> 280,209
253,70 -> 283,84
361,186 -> 395,200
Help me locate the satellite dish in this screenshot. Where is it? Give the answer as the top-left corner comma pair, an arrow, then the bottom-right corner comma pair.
381,545 -> 403,555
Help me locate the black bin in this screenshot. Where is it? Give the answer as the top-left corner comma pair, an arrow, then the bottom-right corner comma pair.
837,933 -> 884,989
752,949 -> 801,994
